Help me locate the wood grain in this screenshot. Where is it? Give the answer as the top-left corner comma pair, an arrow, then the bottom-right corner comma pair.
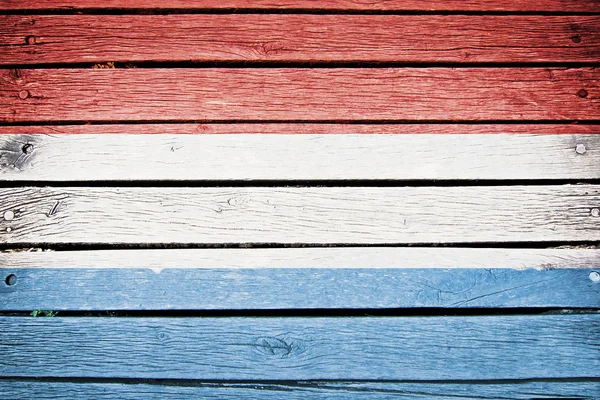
2,133 -> 599,181
2,248 -> 598,310
2,380 -> 599,400
2,68 -> 598,122
1,123 -> 599,135
1,315 -> 598,380
2,15 -> 598,64
2,0 -> 600,12
0,186 -> 598,244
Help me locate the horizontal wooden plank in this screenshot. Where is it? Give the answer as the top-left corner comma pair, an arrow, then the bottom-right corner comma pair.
0,248 -> 600,311
1,248 -> 598,310
2,133 -> 599,180
2,123 -> 600,135
2,15 -> 598,64
1,314 -> 598,380
2,380 -> 600,400
1,68 -> 598,122
1,186 -> 598,244
2,0 -> 600,12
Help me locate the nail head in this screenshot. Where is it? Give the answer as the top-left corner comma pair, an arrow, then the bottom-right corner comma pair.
578,89 -> 589,98
22,143 -> 34,154
5,274 -> 17,286
575,144 -> 587,155
18,90 -> 30,100
591,208 -> 600,217
590,271 -> 600,283
3,211 -> 14,221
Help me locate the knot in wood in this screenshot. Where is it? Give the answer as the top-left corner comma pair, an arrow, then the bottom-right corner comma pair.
254,336 -> 297,358
577,89 -> 588,98
571,35 -> 582,43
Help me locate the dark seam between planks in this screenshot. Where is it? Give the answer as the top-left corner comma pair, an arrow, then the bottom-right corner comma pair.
0,241 -> 598,252
2,9 -> 600,16
0,308 -> 598,317
2,120 -> 600,127
2,61 -> 600,69
1,376 -> 599,385
1,179 -> 599,188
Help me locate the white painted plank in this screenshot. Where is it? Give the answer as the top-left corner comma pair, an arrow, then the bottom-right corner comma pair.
2,248 -> 598,310
1,133 -> 598,180
0,186 -> 598,243
2,247 -> 598,270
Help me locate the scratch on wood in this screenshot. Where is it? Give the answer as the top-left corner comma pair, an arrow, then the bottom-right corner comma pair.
449,278 -> 554,307
46,201 -> 60,217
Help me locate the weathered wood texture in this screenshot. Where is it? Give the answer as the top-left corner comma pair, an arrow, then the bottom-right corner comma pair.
2,0 -> 600,12
1,186 -> 598,244
2,248 -> 599,310
2,68 -> 598,122
2,133 -> 599,181
1,315 -> 599,380
2,15 -> 598,64
2,123 -> 599,135
2,380 -> 600,400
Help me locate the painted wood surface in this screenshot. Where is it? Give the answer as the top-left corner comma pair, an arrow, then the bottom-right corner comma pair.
3,247 -> 598,270
1,315 -> 598,380
2,0 -> 600,12
2,248 -> 599,310
2,123 -> 599,135
2,380 -> 599,400
2,248 -> 598,310
2,68 -> 598,122
2,15 -> 598,64
1,186 -> 598,244
2,133 -> 599,181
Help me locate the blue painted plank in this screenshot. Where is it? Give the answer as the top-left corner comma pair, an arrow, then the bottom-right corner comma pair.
1,380 -> 599,399
1,314 -> 598,380
1,267 -> 599,310
2,248 -> 599,310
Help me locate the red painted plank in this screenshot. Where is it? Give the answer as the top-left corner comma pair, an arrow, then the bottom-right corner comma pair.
0,124 -> 598,135
1,68 -> 597,122
1,15 -> 598,65
1,0 -> 599,12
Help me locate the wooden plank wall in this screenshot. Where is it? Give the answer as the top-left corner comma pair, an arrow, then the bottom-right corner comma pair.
0,1 -> 599,398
